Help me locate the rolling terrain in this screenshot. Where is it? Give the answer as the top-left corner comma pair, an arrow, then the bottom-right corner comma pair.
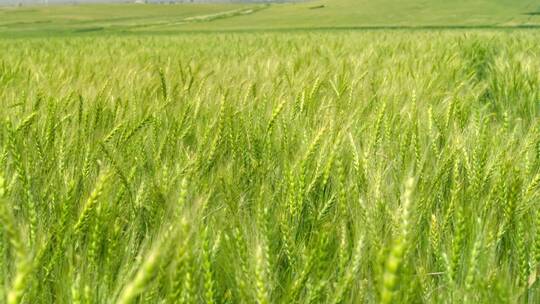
0,0 -> 539,37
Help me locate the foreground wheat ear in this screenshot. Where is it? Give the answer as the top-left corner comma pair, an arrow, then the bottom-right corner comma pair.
1,31 -> 540,303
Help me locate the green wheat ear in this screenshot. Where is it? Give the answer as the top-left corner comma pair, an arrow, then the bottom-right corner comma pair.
381,177 -> 415,304
73,170 -> 111,234
0,173 -> 31,304
116,247 -> 161,304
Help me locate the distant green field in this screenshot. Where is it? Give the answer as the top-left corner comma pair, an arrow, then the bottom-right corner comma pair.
1,0 -> 540,37
0,4 -> 252,37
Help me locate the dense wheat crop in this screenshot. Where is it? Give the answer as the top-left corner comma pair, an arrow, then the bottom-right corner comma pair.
1,31 -> 540,303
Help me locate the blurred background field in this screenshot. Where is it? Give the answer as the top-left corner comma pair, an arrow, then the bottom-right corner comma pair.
1,0 -> 539,37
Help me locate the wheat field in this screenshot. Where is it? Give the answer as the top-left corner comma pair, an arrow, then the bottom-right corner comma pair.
1,31 -> 540,303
